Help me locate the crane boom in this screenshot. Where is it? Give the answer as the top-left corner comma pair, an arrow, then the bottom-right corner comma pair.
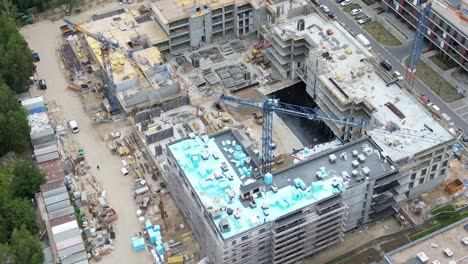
405,2 -> 432,85
220,94 -> 359,173
220,94 -> 446,174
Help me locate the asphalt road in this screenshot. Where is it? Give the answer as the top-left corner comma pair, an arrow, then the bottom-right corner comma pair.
319,0 -> 468,133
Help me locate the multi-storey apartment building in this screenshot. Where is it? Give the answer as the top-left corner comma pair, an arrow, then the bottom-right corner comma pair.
164,128 -> 409,263
381,0 -> 467,72
150,0 -> 267,53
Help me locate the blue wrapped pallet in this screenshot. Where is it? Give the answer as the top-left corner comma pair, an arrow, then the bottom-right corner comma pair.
132,237 -> 145,252
264,173 -> 273,185
156,244 -> 164,255
153,225 -> 161,232
148,229 -> 157,244
145,219 -> 152,230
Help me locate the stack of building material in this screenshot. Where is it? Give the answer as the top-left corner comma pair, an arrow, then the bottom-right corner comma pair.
22,96 -> 46,114
28,111 -> 58,163
132,237 -> 145,251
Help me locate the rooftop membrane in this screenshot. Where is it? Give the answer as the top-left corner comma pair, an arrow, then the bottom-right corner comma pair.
168,131 -> 396,239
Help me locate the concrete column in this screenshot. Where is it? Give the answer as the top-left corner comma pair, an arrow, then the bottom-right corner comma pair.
410,5 -> 418,29
442,33 -> 451,61
428,22 -> 436,50
458,48 -> 467,71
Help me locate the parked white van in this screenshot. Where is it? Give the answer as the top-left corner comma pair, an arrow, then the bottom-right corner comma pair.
68,120 -> 79,133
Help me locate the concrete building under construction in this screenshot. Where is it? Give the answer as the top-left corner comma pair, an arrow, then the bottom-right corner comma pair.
165,130 -> 405,264
150,0 -> 267,53
261,0 -> 454,200
79,8 -> 183,113
122,0 -> 458,262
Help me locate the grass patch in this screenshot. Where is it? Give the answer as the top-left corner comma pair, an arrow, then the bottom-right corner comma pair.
343,3 -> 361,12
381,237 -> 410,252
409,210 -> 468,241
362,0 -> 375,6
405,58 -> 463,103
429,55 -> 458,71
327,247 -> 381,264
431,204 -> 455,215
373,6 -> 385,14
363,21 -> 402,46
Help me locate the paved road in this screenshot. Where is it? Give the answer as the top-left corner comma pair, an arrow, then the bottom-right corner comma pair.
319,1 -> 468,133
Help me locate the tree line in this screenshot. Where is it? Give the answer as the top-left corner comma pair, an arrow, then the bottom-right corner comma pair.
0,9 -> 45,264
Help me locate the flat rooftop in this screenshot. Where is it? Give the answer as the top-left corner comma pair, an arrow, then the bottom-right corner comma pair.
384,218 -> 468,264
150,0 -> 258,24
168,130 -> 397,239
81,9 -> 167,85
270,12 -> 454,161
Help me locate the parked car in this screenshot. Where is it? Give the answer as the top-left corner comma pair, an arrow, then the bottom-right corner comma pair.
320,4 -> 330,13
341,0 -> 353,6
393,71 -> 403,80
33,52 -> 40,62
312,0 -> 321,5
328,12 -> 336,19
358,16 -> 372,25
380,60 -> 392,71
350,8 -> 362,16
355,13 -> 366,20
336,0 -> 345,3
68,120 -> 80,133
38,79 -> 47,90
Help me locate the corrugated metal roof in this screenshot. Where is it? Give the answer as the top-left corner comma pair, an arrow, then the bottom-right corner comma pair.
44,192 -> 69,206
48,206 -> 74,220
38,159 -> 65,182
57,243 -> 85,258
52,220 -> 78,235
46,199 -> 71,213
42,185 -> 67,199
50,215 -> 76,227
40,179 -> 65,193
60,251 -> 88,264
56,235 -> 83,251
52,227 -> 80,243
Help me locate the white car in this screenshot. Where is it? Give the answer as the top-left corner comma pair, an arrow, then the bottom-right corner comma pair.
350,8 -> 362,15
68,120 -> 79,133
393,71 -> 403,80
341,0 -> 353,6
320,4 -> 330,13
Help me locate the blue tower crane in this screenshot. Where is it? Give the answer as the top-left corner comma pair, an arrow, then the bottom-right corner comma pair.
405,1 -> 432,85
220,94 -> 360,173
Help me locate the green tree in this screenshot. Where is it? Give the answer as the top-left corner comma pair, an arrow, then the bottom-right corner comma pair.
1,199 -> 38,241
0,11 -> 34,93
0,243 -> 15,264
9,225 -> 43,264
0,83 -> 30,156
11,160 -> 46,199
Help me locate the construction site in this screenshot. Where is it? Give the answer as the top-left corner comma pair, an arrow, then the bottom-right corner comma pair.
19,0 -> 468,263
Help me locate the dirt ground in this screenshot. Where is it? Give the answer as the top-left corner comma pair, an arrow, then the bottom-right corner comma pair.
21,3 -> 156,263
